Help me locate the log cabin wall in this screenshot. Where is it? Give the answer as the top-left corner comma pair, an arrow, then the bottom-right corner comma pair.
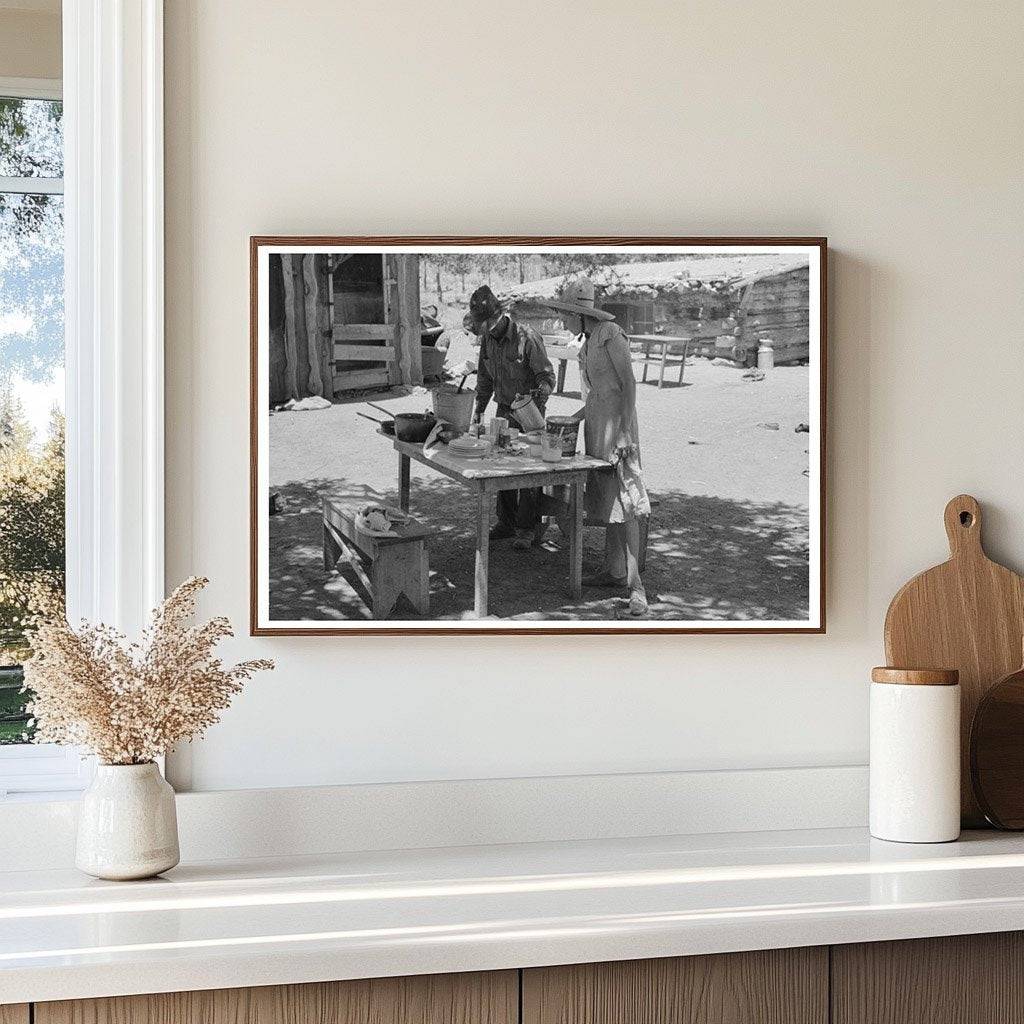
736,266 -> 811,366
602,290 -> 735,339
594,268 -> 811,368
268,252 -> 424,404
391,254 -> 423,386
601,300 -> 660,336
268,254 -> 333,405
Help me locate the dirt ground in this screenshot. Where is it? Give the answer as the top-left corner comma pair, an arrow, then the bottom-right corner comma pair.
268,315 -> 811,623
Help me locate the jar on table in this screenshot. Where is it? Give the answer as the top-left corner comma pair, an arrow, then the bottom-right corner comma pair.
541,432 -> 562,463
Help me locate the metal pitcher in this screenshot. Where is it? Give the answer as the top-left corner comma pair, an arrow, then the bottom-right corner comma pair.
510,393 -> 545,432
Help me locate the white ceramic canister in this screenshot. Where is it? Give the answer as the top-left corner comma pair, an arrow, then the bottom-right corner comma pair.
869,667 -> 960,843
76,762 -> 180,880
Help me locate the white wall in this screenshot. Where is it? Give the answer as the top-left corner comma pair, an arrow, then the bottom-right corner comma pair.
164,0 -> 1024,792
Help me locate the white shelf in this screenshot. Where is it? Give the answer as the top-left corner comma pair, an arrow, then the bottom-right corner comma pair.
4,827 -> 1024,1004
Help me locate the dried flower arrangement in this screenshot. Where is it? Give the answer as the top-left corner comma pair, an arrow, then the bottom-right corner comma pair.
23,577 -> 273,765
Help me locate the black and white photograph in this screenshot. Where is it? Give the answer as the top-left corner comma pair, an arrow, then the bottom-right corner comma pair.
251,239 -> 825,633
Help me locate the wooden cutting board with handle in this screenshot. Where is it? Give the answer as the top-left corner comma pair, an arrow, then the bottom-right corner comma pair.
884,494 -> 1024,826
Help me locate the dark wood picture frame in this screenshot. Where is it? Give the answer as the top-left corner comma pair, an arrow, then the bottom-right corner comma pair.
250,236 -> 827,636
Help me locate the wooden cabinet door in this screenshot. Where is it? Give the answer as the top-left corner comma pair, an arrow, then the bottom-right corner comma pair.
832,932 -> 1024,1024
0,1006 -> 29,1024
523,948 -> 828,1024
35,971 -> 517,1024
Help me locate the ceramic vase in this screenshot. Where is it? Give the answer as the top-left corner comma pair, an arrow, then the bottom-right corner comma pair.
76,762 -> 180,880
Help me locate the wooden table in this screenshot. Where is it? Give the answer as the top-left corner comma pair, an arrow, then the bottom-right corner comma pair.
630,334 -> 693,388
388,436 -> 610,618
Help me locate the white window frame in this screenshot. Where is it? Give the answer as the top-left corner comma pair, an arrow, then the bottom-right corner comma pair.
0,77 -> 64,196
0,0 -> 165,799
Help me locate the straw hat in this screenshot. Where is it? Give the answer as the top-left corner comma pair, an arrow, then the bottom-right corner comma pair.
544,277 -> 615,321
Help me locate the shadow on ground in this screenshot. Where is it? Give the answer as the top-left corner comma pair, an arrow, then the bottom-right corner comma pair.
640,379 -> 693,390
268,476 -> 809,623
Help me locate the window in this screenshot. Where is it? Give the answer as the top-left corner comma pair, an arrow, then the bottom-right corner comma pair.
0,5 -> 166,796
0,80 -> 85,797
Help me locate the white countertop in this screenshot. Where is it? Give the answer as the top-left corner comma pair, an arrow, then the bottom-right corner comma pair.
4,826 -> 1024,1004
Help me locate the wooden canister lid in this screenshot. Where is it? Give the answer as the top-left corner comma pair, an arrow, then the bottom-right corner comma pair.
871,667 -> 960,686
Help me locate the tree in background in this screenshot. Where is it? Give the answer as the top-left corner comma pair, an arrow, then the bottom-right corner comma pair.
0,97 -> 61,179
422,254 -> 474,304
433,256 -> 444,303
0,97 -> 64,387
449,253 -> 472,294
541,253 -> 645,277
480,253 -> 507,287
0,394 -> 65,657
418,252 -> 688,311
0,96 -> 66,743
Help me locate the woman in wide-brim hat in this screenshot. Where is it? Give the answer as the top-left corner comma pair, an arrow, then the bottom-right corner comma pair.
547,278 -> 650,617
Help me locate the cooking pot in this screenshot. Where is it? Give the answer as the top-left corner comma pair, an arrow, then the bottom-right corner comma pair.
393,412 -> 437,442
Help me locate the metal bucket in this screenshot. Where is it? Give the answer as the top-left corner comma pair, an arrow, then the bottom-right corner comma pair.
545,415 -> 580,457
431,386 -> 476,433
510,394 -> 546,432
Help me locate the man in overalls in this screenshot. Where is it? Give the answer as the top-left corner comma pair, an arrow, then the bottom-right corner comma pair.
467,285 -> 555,548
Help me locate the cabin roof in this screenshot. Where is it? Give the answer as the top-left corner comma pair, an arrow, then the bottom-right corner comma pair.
502,254 -> 809,302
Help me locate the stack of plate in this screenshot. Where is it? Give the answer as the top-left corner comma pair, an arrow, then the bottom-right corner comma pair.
448,436 -> 491,459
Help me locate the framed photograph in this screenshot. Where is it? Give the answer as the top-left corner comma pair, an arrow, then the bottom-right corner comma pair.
250,237 -> 826,635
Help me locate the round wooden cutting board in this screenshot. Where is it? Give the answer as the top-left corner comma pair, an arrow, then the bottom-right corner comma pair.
970,658 -> 1024,829
884,494 -> 1024,826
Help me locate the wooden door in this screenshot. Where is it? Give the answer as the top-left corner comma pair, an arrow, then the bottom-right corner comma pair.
332,252 -> 395,393
0,1006 -> 29,1024
522,948 -> 828,1024
35,971 -> 517,1024
832,932 -> 1024,1024
332,253 -> 422,392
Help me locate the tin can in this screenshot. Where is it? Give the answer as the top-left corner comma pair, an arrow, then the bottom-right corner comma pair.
545,415 -> 580,457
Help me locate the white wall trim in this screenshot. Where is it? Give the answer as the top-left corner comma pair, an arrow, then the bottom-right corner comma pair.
63,0 -> 164,635
0,765 -> 869,870
0,76 -> 62,100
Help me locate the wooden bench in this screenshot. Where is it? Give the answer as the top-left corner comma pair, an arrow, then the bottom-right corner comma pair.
322,497 -> 432,619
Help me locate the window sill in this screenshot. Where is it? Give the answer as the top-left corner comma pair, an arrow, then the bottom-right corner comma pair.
0,744 -> 93,799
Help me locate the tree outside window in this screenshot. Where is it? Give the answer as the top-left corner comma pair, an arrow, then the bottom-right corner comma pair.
0,94 -> 65,745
